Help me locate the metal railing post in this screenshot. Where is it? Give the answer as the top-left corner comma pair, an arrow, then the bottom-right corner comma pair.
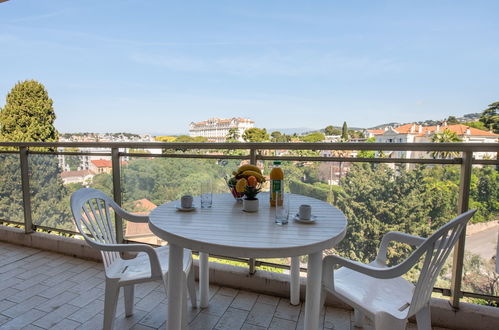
249,147 -> 257,165
19,147 -> 33,233
248,147 -> 258,274
111,148 -> 124,243
450,151 -> 473,309
249,258 -> 256,275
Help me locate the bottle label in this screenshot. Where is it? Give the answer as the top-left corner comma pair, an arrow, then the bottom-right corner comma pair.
271,180 -> 283,201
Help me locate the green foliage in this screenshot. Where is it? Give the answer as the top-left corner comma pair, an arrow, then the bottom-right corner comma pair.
334,163 -> 459,263
341,121 -> 349,141
0,80 -> 58,146
0,81 -> 70,231
226,127 -> 240,141
465,121 -> 487,130
447,116 -> 459,124
242,128 -> 269,142
174,135 -> 208,143
430,129 -> 462,159
324,125 -> 341,136
479,101 -> 499,133
357,137 -> 376,158
243,185 -> 261,200
301,132 -> 325,143
120,158 -> 227,206
64,148 -> 82,171
270,131 -> 291,142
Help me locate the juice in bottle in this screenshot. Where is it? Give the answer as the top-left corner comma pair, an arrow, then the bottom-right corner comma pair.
270,161 -> 284,206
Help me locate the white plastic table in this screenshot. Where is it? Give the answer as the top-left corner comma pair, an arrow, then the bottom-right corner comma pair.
149,193 -> 347,330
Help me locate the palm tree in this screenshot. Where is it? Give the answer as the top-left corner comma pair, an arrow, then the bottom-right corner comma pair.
226,128 -> 240,141
430,129 -> 462,159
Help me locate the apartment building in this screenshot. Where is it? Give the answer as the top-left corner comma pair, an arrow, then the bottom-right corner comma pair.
189,117 -> 254,142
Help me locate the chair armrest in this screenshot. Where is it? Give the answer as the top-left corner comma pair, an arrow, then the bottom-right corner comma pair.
88,240 -> 162,278
376,231 -> 426,265
113,206 -> 149,223
323,255 -> 406,280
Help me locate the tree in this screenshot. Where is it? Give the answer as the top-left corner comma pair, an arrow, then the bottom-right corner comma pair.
466,121 -> 487,131
270,131 -> 290,143
341,122 -> 349,141
447,116 -> 459,124
174,135 -> 208,143
242,128 -> 269,142
0,80 -> 58,146
301,132 -> 325,143
64,147 -> 82,171
430,129 -> 462,159
0,80 -> 71,230
325,125 -> 341,136
226,128 -> 240,141
357,137 -> 376,158
479,102 -> 499,133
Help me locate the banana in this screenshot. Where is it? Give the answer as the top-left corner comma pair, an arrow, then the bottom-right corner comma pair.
236,164 -> 262,175
240,170 -> 266,182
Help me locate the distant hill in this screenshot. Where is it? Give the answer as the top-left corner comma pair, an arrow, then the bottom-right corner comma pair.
267,127 -> 316,135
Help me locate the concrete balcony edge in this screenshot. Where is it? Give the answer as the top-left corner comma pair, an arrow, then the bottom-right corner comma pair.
1,225 -> 497,330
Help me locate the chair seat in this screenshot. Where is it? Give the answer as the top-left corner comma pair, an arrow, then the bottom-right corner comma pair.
331,261 -> 415,320
107,246 -> 192,283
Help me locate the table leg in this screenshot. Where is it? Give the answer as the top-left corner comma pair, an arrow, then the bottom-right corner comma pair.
290,256 -> 300,305
304,251 -> 322,330
199,252 -> 210,308
167,244 -> 184,330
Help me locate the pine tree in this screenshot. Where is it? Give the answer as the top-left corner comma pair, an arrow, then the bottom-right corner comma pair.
479,101 -> 499,134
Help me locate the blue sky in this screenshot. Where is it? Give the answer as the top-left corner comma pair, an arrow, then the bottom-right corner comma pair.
0,0 -> 498,135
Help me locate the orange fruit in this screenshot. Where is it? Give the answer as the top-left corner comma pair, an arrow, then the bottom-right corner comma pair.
247,176 -> 258,187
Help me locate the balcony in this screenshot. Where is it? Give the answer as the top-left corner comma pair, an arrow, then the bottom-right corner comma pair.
0,141 -> 498,329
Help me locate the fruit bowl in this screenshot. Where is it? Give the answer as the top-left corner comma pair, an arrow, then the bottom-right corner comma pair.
228,184 -> 245,200
226,164 -> 265,201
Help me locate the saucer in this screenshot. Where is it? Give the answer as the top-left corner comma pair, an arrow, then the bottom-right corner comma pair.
293,214 -> 317,224
176,206 -> 196,212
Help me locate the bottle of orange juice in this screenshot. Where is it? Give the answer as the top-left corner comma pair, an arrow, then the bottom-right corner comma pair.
270,161 -> 284,206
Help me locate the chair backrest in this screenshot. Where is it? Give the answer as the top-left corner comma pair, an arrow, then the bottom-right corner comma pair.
407,209 -> 476,316
70,188 -> 121,269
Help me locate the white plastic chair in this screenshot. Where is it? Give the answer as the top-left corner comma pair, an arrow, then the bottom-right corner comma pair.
71,188 -> 197,330
322,209 -> 476,330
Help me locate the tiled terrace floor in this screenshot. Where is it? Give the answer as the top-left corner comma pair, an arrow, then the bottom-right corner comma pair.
0,242 -> 448,330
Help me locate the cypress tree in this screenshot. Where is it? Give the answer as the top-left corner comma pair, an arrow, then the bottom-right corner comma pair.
341,121 -> 349,141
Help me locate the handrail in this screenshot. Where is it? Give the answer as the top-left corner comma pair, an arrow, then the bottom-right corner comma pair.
0,141 -> 497,152
0,140 -> 497,308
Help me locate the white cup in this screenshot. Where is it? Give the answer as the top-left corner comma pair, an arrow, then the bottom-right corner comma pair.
299,204 -> 312,220
181,195 -> 193,209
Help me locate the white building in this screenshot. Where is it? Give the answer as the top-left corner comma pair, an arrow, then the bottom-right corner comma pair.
367,123 -> 498,159
189,118 -> 254,142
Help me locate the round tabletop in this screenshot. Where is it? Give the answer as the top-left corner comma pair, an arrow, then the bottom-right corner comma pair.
149,193 -> 347,258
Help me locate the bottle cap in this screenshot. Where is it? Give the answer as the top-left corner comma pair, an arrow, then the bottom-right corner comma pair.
273,161 -> 281,165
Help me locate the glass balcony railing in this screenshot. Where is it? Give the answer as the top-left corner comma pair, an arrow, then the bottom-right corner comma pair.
0,141 -> 497,307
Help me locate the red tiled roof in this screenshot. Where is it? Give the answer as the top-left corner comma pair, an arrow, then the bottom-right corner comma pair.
391,124 -> 498,137
91,159 -> 112,168
367,129 -> 385,135
131,199 -> 157,212
124,199 -> 157,237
